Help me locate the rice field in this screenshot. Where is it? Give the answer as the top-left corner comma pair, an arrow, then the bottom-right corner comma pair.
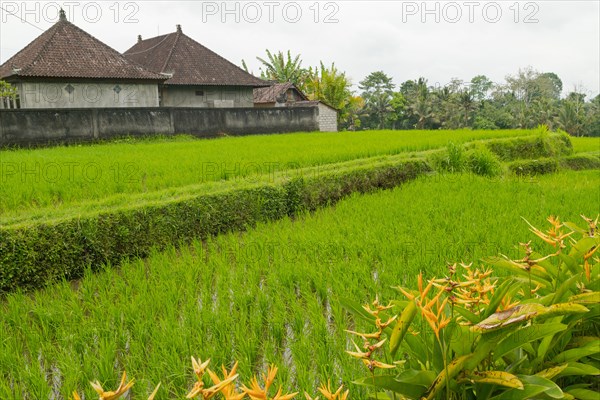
1,170 -> 598,399
570,136 -> 600,154
0,129 -> 537,216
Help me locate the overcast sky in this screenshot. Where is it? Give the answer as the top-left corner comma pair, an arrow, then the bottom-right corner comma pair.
1,1 -> 598,97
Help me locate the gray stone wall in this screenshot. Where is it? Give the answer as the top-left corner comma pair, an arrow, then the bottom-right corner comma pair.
0,107 -> 319,146
161,86 -> 254,108
318,103 -> 338,132
18,82 -> 160,108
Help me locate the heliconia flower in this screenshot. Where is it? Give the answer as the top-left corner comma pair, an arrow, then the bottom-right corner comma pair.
207,362 -> 244,400
344,329 -> 381,340
317,381 -> 349,400
362,359 -> 396,371
362,297 -> 393,316
367,338 -> 387,351
187,357 -> 239,399
71,391 -> 81,400
187,374 -> 238,399
90,371 -> 135,400
583,244 -> 598,281
375,315 -> 397,329
581,214 -> 598,236
271,387 -> 298,400
242,365 -> 297,400
192,357 -> 211,380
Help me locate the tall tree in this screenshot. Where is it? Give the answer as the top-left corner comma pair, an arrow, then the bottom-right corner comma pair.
305,63 -> 351,110
470,75 -> 493,101
305,62 -> 353,124
539,72 -> 563,100
556,92 -> 587,136
359,71 -> 396,129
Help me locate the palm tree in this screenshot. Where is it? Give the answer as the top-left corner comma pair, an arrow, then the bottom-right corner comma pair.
256,50 -> 307,87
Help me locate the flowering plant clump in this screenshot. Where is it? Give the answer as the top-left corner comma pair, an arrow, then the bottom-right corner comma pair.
344,215 -> 599,399
71,358 -> 347,400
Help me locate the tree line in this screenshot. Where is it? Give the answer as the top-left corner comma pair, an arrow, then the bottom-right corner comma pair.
249,50 -> 599,136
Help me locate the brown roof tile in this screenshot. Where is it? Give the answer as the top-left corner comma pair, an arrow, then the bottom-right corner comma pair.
0,12 -> 165,81
124,26 -> 268,87
253,82 -> 308,103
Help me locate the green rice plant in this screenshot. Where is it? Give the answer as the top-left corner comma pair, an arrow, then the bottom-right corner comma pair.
570,137 -> 600,154
428,142 -> 466,173
344,216 -> 600,399
0,171 -> 598,398
0,129 -> 537,217
466,147 -> 502,177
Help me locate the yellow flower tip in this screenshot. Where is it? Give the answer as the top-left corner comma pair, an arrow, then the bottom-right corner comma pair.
346,350 -> 369,359
398,287 -> 415,301
362,359 -> 396,370
71,391 -> 82,400
344,329 -> 381,339
148,382 -> 161,400
265,364 -> 279,389
369,338 -> 387,350
318,381 -> 348,400
272,387 -> 298,400
304,392 -> 319,400
207,368 -> 221,385
90,380 -> 104,395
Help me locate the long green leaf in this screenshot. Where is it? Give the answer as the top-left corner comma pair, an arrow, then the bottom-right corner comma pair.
340,297 -> 376,322
353,375 -> 425,399
558,362 -> 600,377
395,369 -> 437,388
552,340 -> 600,364
494,322 -> 567,360
490,375 -> 563,400
389,300 -> 417,357
565,388 -> 600,400
551,273 -> 583,305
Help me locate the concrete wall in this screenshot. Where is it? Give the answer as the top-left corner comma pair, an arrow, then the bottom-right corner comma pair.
0,107 -> 319,146
17,82 -> 160,108
318,103 -> 338,132
161,86 -> 254,108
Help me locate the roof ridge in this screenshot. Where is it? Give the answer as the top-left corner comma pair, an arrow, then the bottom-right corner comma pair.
124,34 -> 172,56
161,31 -> 180,73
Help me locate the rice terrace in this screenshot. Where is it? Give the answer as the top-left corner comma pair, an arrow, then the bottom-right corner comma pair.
0,1 -> 599,400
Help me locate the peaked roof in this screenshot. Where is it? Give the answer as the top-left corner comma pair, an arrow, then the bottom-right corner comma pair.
0,11 -> 165,81
124,26 -> 268,87
253,82 -> 309,104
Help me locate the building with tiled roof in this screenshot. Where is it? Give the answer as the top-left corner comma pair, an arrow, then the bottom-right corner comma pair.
253,82 -> 308,107
0,10 -> 166,109
124,25 -> 269,108
254,82 -> 338,132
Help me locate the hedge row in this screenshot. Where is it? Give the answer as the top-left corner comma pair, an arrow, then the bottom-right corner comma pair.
480,132 -> 573,161
508,153 -> 600,176
0,160 -> 431,293
508,158 -> 560,176
560,153 -> 600,171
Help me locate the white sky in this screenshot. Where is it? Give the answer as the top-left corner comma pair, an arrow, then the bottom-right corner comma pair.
1,1 -> 599,98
